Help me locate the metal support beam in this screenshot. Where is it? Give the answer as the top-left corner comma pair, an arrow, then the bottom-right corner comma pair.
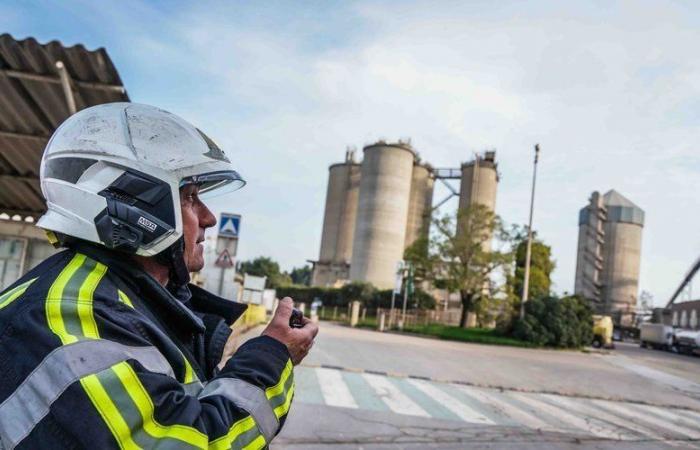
0,174 -> 39,183
55,61 -> 77,115
0,130 -> 49,142
1,68 -> 126,93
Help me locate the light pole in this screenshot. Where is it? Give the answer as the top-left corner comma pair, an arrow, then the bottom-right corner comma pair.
520,144 -> 540,320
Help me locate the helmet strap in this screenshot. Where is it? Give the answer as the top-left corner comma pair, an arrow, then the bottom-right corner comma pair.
156,236 -> 190,286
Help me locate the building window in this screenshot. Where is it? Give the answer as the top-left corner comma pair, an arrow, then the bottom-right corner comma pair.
681,310 -> 688,328
691,310 -> 698,330
673,311 -> 679,327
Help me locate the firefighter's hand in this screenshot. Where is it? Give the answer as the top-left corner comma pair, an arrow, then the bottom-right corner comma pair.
263,297 -> 319,365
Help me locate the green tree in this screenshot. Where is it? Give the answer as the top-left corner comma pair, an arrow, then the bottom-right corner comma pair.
405,204 -> 513,328
238,256 -> 291,288
289,265 -> 312,286
513,295 -> 593,348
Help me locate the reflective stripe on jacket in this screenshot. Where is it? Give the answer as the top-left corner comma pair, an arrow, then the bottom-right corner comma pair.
0,248 -> 293,449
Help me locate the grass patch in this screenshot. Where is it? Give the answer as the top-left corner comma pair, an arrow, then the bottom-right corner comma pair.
402,324 -> 536,348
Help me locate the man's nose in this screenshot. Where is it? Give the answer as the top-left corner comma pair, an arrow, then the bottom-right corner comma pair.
200,203 -> 217,229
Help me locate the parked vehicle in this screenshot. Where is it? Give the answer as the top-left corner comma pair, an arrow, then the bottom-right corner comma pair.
674,329 -> 700,355
639,323 -> 674,350
592,315 -> 614,348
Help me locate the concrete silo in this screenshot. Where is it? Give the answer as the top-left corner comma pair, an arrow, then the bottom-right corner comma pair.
350,142 -> 415,289
574,190 -> 644,325
404,163 -> 435,249
312,149 -> 360,286
458,151 -> 498,213
600,190 -> 644,322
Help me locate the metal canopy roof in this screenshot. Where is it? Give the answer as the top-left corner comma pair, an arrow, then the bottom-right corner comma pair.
0,33 -> 129,219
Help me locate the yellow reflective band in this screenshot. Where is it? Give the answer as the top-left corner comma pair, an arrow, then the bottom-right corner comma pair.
209,416 -> 258,450
111,362 -> 208,447
0,277 -> 37,310
183,357 -> 196,384
80,374 -> 140,450
78,262 -> 107,339
46,254 -> 86,345
117,290 -> 134,308
273,383 -> 295,419
242,434 -> 267,450
265,359 -> 293,400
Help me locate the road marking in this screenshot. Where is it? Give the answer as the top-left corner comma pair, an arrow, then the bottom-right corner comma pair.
294,367 -> 325,405
315,367 -> 358,409
509,392 -> 625,439
453,385 -> 552,430
592,400 -> 700,439
607,356 -> 700,396
542,395 -> 663,441
362,373 -> 429,417
636,404 -> 700,439
408,379 -> 494,424
340,371 -> 387,412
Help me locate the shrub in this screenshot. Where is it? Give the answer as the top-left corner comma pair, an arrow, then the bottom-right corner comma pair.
512,295 -> 593,348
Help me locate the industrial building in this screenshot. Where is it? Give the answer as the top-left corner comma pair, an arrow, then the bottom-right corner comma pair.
312,143 -> 498,290
574,190 -> 644,324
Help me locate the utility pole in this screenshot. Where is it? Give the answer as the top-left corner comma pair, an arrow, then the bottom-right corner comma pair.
520,144 -> 540,320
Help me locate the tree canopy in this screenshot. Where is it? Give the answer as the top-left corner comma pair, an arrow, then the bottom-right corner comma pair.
405,204 -> 513,328
238,256 -> 291,288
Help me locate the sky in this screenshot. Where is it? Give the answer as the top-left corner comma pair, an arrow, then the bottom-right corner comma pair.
3,0 -> 700,305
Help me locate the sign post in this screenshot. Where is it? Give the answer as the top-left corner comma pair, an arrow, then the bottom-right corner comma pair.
216,213 -> 241,298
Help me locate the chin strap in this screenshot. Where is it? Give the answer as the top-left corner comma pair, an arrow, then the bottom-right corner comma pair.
155,236 -> 190,286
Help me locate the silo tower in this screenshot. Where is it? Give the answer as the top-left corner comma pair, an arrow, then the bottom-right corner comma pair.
350,141 -> 415,289
311,148 -> 360,286
600,190 -> 644,321
404,163 -> 435,249
574,190 -> 644,325
458,151 -> 498,213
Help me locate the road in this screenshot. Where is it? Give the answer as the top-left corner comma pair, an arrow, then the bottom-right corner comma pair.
238,322 -> 700,449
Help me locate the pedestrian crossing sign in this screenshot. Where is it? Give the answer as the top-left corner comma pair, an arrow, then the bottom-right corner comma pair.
219,213 -> 240,238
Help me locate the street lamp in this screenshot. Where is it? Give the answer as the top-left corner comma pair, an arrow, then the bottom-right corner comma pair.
520,144 -> 540,320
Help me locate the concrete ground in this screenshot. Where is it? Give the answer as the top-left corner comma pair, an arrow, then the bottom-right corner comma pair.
237,322 -> 700,449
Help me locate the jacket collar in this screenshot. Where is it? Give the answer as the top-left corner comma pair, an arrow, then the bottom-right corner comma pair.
71,243 -> 210,332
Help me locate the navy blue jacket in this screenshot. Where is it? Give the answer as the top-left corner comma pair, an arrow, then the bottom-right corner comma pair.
0,245 -> 293,449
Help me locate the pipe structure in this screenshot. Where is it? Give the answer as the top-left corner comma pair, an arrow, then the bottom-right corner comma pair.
55,61 -> 77,115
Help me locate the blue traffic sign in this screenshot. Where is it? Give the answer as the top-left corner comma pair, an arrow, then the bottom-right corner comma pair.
219,213 -> 241,238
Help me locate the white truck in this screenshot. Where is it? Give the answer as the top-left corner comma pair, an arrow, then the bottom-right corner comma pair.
639,323 -> 674,350
675,329 -> 700,355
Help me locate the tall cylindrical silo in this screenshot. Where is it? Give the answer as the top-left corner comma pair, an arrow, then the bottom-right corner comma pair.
600,190 -> 644,324
313,150 -> 360,286
458,151 -> 498,213
350,142 -> 415,289
404,164 -> 435,249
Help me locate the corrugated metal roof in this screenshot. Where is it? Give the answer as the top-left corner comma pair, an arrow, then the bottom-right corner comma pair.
0,33 -> 129,219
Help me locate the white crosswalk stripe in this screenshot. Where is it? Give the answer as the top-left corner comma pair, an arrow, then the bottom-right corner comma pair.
315,367 -> 358,409
408,379 -> 494,424
508,392 -> 626,439
592,399 -> 700,439
294,367 -> 700,442
454,385 -> 552,430
362,373 -> 430,417
542,394 -> 664,441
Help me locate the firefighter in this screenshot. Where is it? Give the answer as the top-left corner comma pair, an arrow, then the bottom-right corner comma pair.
0,103 -> 318,449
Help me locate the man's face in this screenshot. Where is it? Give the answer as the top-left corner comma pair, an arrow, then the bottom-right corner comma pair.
180,184 -> 217,273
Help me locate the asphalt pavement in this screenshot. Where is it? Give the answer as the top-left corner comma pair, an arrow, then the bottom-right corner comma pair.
236,322 -> 700,449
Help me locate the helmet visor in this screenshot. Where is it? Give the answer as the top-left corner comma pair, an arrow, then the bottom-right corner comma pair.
180,170 -> 246,199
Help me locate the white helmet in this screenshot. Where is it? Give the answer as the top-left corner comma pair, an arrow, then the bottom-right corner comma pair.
37,103 -> 244,281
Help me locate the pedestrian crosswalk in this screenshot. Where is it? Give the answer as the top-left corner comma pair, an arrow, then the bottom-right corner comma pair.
293,366 -> 700,442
